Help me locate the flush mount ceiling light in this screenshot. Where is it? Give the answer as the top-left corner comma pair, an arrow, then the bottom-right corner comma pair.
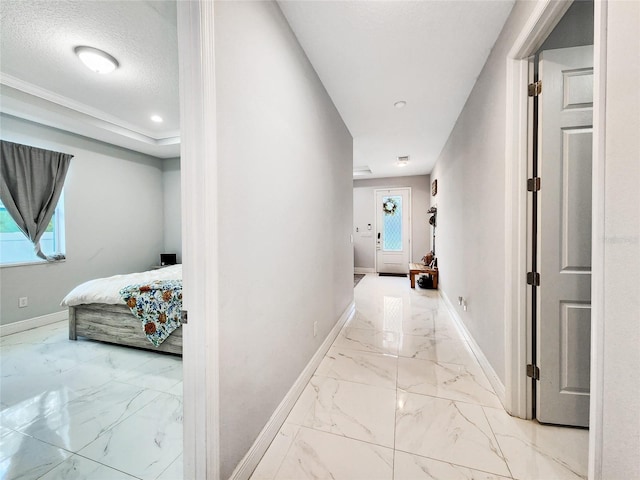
394,100 -> 407,109
150,115 -> 163,123
396,155 -> 409,167
74,46 -> 119,74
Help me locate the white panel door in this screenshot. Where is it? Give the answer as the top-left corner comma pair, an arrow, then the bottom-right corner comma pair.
375,188 -> 410,274
537,45 -> 593,427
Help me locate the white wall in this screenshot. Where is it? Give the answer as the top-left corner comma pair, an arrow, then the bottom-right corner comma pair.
430,1 -> 639,475
353,175 -> 431,269
598,1 -> 640,477
0,114 -> 165,325
214,2 -> 353,477
162,157 -> 182,263
429,1 -> 538,384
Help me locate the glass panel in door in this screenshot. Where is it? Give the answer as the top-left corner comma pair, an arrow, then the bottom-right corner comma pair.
382,195 -> 402,251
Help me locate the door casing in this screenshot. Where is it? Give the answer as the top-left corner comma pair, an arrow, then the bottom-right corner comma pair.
503,0 -> 608,477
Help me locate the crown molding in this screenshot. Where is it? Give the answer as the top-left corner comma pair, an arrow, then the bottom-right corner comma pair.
0,73 -> 180,144
0,76 -> 181,158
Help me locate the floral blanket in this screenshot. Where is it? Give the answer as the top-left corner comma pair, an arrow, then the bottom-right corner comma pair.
119,280 -> 183,347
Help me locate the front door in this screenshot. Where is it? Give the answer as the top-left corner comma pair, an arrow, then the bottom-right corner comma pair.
536,45 -> 593,427
375,188 -> 410,274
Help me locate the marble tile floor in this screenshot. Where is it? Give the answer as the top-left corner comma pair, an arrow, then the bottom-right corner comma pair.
0,274 -> 588,480
0,321 -> 182,480
251,274 -> 589,480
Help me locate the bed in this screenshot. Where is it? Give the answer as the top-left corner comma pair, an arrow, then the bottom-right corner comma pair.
62,265 -> 183,355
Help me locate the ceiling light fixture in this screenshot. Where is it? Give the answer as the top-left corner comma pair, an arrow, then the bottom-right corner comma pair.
396,156 -> 409,167
150,115 -> 163,123
74,46 -> 119,74
394,100 -> 407,109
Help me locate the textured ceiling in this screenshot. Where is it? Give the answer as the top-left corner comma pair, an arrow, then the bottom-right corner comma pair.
0,1 -> 514,167
0,0 -> 179,158
279,0 -> 515,178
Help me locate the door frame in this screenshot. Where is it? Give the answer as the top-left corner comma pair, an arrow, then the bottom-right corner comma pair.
503,0 -> 607,477
177,1 -> 220,479
373,187 -> 412,273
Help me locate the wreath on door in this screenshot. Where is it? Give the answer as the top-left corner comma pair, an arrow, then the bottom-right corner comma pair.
382,197 -> 398,215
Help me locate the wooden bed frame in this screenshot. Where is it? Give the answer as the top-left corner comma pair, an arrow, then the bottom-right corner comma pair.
69,304 -> 182,355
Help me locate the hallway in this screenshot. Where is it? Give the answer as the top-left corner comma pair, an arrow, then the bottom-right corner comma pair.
250,275 -> 588,480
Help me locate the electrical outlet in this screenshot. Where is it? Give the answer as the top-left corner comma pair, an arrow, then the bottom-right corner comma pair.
313,321 -> 318,337
18,297 -> 28,308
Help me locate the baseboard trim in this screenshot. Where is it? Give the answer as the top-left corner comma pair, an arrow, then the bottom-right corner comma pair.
354,267 -> 375,274
230,300 -> 356,480
440,291 -> 506,407
0,310 -> 68,337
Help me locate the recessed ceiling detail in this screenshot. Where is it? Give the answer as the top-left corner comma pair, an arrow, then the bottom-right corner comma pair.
353,165 -> 373,177
0,0 -> 180,159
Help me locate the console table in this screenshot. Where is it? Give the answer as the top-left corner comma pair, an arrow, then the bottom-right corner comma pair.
409,263 -> 439,289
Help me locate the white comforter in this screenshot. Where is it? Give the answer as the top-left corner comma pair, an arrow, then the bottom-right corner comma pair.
61,265 -> 182,307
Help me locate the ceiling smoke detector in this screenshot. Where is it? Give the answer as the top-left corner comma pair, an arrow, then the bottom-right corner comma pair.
74,46 -> 119,74
396,156 -> 409,167
394,100 -> 407,109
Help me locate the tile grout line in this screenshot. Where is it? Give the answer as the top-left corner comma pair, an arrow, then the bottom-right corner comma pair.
393,445 -> 516,479
70,450 -> 146,479
392,331 -> 400,480
291,424 -> 395,454
480,403 -> 517,479
267,423 -> 302,480
395,386 -> 501,410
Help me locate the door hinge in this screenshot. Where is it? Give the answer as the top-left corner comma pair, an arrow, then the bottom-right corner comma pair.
527,364 -> 540,380
528,80 -> 542,97
527,177 -> 541,192
527,272 -> 540,286
181,310 -> 188,325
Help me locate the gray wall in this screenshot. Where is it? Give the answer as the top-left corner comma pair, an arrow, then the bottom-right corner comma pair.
429,0 -> 541,383
162,157 -> 182,263
538,0 -> 593,53
600,1 -> 640,477
214,2 -> 353,477
353,175 -> 431,269
429,2 -> 640,475
0,114 -> 165,325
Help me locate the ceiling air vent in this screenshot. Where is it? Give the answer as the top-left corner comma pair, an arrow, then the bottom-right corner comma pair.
396,156 -> 409,167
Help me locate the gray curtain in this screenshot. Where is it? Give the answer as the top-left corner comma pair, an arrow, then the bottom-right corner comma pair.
0,140 -> 73,260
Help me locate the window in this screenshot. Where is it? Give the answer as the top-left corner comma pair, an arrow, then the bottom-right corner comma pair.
383,195 -> 403,251
0,194 -> 65,265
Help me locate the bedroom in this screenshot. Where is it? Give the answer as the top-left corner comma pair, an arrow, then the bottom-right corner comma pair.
0,1 -> 185,477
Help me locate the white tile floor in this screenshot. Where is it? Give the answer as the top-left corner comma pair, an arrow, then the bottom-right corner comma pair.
0,274 -> 588,480
250,274 -> 589,480
0,321 -> 182,480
